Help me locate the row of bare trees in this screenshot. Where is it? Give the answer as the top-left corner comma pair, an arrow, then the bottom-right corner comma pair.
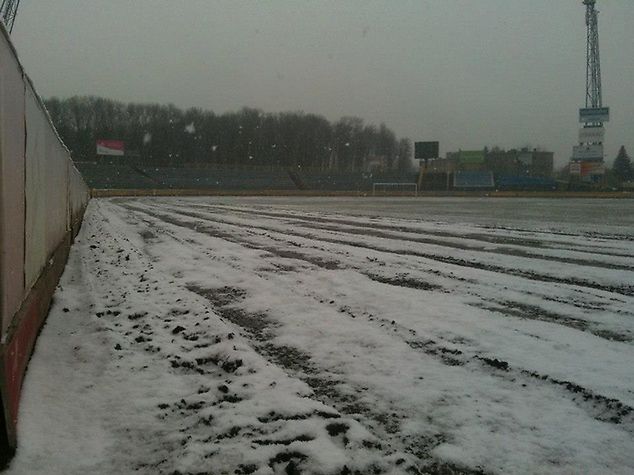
44,96 -> 414,173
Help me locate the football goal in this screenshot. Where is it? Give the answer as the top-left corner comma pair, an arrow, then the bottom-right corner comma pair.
372,182 -> 418,196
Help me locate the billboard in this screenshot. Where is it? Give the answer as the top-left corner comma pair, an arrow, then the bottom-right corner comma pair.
97,139 -> 125,157
570,161 -> 605,178
572,144 -> 603,161
459,150 -> 485,164
518,152 -> 533,166
415,141 -> 439,159
579,126 -> 605,143
366,155 -> 386,171
579,107 -> 610,123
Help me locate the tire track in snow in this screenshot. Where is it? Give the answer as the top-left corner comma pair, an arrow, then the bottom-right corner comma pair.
124,202 -> 634,342
114,204 -> 478,473
186,203 -> 634,271
185,284 -> 489,475
92,202 -> 415,474
120,202 -> 634,435
115,203 -> 508,473
133,202 -> 634,297
184,203 -> 634,259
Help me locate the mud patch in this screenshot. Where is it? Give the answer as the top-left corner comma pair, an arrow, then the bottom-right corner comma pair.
365,273 -> 442,291
139,230 -> 157,241
407,339 -> 464,367
521,369 -> 634,426
259,246 -> 341,270
475,300 -> 631,342
187,285 -> 272,340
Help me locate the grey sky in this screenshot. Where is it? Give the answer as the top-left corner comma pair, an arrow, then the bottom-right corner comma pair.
12,0 -> 634,166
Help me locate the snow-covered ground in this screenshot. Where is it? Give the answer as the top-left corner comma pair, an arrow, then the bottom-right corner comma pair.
6,197 -> 634,475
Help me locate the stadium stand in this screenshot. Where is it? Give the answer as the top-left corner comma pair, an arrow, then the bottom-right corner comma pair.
299,171 -> 418,192
299,172 -> 372,191
453,171 -> 494,189
139,168 -> 297,190
495,175 -> 558,191
75,163 -> 157,189
75,163 -> 419,192
76,163 -> 297,191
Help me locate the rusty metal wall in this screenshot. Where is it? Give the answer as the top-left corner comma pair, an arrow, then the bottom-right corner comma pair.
69,163 -> 90,224
44,124 -> 70,253
24,86 -> 49,291
0,27 -> 26,336
1,23 -> 90,336
0,20 -> 91,453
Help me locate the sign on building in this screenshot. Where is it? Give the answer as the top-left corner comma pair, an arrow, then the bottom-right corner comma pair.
458,150 -> 485,164
570,161 -> 605,178
518,152 -> 533,166
97,139 -> 125,157
572,144 -> 603,161
579,107 -> 610,123
579,126 -> 605,143
415,141 -> 439,160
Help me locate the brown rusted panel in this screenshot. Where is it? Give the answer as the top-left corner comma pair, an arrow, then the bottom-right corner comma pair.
0,234 -> 72,448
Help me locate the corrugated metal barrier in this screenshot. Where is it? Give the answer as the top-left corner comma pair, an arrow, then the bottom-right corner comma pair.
0,21 -> 90,459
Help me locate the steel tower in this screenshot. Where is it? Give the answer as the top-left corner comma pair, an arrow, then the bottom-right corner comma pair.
571,0 -> 609,182
0,0 -> 20,33
584,0 -> 603,110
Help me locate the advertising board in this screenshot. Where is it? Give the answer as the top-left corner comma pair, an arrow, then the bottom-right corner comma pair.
580,161 -> 605,177
569,162 -> 581,175
579,107 -> 610,123
97,139 -> 125,156
518,152 -> 533,166
572,144 -> 603,161
570,161 -> 605,178
579,126 -> 605,143
459,150 -> 485,164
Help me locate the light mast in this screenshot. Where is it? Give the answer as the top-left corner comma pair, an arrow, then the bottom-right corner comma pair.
0,0 -> 21,33
571,0 -> 609,183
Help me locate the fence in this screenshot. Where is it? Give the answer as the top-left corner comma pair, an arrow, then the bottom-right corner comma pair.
0,22 -> 90,458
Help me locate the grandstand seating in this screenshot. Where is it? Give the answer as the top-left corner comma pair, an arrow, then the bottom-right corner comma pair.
453,171 -> 494,189
495,175 -> 557,191
299,172 -> 371,191
300,172 -> 418,192
75,163 -> 157,189
76,163 -> 297,190
76,162 -> 420,192
138,167 -> 296,190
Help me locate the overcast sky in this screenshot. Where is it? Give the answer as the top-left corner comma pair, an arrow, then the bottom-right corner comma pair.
11,0 -> 634,166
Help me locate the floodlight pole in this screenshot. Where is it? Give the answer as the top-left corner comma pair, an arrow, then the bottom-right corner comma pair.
570,0 -> 609,183
584,0 -> 602,111
0,0 -> 20,33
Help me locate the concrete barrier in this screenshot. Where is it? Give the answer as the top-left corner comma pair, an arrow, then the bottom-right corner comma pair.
0,22 -> 90,461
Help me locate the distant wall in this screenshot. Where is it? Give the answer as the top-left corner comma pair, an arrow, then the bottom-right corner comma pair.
0,22 -> 90,457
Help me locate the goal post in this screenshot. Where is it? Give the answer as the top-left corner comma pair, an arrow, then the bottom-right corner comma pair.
372,182 -> 418,196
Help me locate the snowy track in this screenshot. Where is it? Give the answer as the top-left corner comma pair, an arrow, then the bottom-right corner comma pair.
7,197 -> 634,475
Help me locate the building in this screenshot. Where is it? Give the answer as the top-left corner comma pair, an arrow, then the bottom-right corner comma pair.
444,148 -> 554,177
